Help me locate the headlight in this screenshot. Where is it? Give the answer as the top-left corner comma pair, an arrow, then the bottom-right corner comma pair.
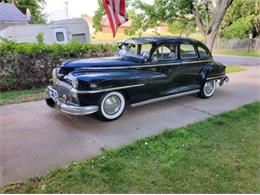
65,73 -> 78,89
52,68 -> 59,84
52,68 -> 59,78
71,77 -> 78,89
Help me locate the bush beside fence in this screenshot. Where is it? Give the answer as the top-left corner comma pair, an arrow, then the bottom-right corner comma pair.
0,41 -> 116,91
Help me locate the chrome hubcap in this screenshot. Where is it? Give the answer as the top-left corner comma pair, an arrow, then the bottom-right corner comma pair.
204,80 -> 214,95
103,95 -> 121,115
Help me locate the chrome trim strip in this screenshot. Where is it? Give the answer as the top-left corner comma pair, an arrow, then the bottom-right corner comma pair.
77,60 -> 212,70
71,84 -> 145,94
131,89 -> 200,107
206,75 -> 225,80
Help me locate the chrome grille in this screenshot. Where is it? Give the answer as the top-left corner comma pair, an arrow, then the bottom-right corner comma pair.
54,80 -> 71,97
53,80 -> 79,105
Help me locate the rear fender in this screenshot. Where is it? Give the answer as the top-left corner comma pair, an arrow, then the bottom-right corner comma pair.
199,61 -> 226,84
198,63 -> 213,85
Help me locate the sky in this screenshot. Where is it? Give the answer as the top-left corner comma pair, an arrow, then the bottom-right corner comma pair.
43,0 -> 99,21
43,0 -> 153,22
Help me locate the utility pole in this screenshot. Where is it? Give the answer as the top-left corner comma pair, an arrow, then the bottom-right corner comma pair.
64,1 -> 69,19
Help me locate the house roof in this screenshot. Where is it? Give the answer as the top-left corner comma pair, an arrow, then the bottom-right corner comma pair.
0,3 -> 27,22
83,15 -> 92,24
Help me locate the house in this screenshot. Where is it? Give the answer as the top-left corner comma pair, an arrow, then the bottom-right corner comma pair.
157,22 -> 169,33
0,18 -> 91,44
0,2 -> 28,31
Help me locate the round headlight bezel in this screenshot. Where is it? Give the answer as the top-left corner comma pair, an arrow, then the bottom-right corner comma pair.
52,68 -> 58,79
71,77 -> 78,89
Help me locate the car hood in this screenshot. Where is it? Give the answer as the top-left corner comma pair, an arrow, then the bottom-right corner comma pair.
62,57 -> 140,69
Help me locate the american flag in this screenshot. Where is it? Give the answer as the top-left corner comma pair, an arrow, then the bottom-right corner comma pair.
102,0 -> 128,37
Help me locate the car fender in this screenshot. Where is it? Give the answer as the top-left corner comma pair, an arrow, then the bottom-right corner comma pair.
199,61 -> 226,84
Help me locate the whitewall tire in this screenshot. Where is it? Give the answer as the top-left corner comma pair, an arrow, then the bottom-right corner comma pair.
198,80 -> 216,98
96,91 -> 126,121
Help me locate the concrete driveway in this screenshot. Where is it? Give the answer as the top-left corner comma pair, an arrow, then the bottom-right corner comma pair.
1,66 -> 260,185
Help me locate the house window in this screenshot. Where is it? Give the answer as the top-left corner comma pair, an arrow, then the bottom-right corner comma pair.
180,44 -> 198,59
56,32 -> 65,42
72,33 -> 86,43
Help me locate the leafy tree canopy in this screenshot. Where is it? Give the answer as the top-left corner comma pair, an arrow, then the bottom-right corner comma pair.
220,0 -> 260,39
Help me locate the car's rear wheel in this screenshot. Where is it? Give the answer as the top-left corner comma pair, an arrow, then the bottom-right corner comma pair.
96,91 -> 126,121
198,80 -> 216,98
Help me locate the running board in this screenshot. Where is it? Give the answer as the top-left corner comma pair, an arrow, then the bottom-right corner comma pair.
131,89 -> 200,107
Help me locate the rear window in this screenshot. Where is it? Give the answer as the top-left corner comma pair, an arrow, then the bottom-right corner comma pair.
180,44 -> 197,59
197,46 -> 209,58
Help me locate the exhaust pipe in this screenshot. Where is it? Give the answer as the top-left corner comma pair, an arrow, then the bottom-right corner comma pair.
46,98 -> 56,108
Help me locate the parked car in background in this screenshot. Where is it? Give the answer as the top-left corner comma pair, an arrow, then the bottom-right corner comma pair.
46,36 -> 229,121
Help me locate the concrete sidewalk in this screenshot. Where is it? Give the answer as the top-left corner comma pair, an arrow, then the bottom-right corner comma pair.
0,67 -> 260,185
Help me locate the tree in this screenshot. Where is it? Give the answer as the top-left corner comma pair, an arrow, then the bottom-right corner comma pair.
93,0 -> 233,51
1,0 -> 46,24
132,0 -> 233,51
220,0 -> 260,39
92,0 -> 106,33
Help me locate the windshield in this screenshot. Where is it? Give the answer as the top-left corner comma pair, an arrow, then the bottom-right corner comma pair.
118,43 -> 152,60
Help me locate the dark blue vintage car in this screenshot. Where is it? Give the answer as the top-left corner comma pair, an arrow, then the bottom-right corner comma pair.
46,36 -> 229,121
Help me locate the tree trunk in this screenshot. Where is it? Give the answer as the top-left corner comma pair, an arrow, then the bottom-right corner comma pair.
204,31 -> 218,52
192,0 -> 233,52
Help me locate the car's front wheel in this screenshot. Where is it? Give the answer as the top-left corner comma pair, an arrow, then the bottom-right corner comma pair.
96,91 -> 126,121
198,80 -> 216,98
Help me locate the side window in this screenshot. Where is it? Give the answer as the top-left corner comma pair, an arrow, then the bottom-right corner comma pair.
180,44 -> 197,59
153,44 -> 177,61
197,46 -> 209,58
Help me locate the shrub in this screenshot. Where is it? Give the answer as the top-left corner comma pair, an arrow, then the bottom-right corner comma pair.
0,40 -> 116,91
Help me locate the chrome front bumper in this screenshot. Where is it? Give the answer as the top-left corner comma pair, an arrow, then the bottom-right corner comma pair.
219,75 -> 229,86
45,86 -> 98,115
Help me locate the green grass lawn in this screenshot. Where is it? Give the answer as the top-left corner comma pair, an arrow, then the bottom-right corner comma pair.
1,102 -> 259,193
0,87 -> 46,105
226,65 -> 246,73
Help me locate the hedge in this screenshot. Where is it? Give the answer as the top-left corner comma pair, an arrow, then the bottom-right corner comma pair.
0,40 -> 116,91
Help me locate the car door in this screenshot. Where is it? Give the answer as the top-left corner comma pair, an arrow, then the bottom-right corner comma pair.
144,43 -> 180,96
178,42 -> 203,86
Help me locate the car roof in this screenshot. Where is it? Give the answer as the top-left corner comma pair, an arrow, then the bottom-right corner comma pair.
123,36 -> 202,45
